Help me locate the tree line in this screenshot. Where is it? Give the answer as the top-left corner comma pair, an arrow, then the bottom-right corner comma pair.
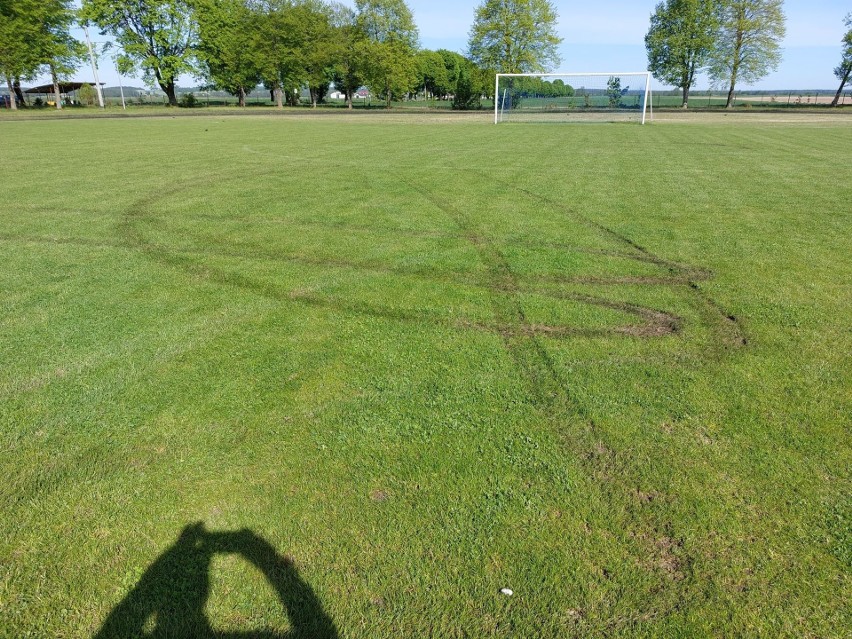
0,0 -> 563,110
2,0 -> 850,112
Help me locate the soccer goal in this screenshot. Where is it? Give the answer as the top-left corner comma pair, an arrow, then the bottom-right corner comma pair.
494,72 -> 652,124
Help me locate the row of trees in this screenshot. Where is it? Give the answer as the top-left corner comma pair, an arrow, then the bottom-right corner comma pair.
80,0 -> 434,108
646,0 -> 852,109
0,0 -> 564,110
3,0 -> 850,111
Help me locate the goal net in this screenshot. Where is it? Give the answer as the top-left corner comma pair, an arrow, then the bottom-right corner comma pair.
494,73 -> 652,124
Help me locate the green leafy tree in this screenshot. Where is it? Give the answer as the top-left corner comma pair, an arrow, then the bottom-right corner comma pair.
471,62 -> 494,100
0,0 -> 49,109
297,1 -> 338,108
193,0 -> 260,106
31,0 -> 84,110
452,62 -> 481,110
78,82 -> 98,105
0,0 -> 81,110
551,78 -> 573,97
249,0 -> 337,109
355,0 -> 419,108
708,0 -> 785,108
437,49 -> 464,90
831,13 -> 852,107
328,2 -> 364,109
468,0 -> 562,74
357,39 -> 417,107
606,76 -> 629,107
645,0 -> 720,108
81,0 -> 197,106
415,49 -> 450,100
251,1 -> 303,108
355,0 -> 417,49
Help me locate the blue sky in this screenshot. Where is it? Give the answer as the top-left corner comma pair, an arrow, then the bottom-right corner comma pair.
49,1 -> 852,90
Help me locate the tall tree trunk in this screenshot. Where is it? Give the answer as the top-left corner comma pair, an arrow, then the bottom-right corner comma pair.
51,66 -> 62,110
165,81 -> 178,106
13,78 -> 25,107
346,89 -> 353,109
682,84 -> 690,109
153,68 -> 177,106
726,35 -> 743,109
310,87 -> 317,108
238,86 -> 246,107
831,68 -> 851,106
5,76 -> 16,110
725,83 -> 736,109
158,76 -> 178,106
274,84 -> 283,109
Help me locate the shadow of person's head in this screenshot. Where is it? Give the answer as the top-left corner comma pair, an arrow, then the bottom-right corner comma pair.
94,522 -> 338,639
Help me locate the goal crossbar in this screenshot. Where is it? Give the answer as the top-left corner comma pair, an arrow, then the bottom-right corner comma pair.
494,72 -> 652,125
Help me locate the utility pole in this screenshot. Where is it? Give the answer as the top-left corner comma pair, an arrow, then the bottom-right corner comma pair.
83,24 -> 105,108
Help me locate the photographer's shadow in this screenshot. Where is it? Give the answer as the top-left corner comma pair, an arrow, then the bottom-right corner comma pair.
94,522 -> 338,639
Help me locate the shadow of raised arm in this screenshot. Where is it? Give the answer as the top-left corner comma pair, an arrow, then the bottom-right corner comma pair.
93,522 -> 338,639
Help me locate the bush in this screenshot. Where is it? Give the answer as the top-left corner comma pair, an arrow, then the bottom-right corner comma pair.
451,67 -> 480,110
78,83 -> 97,106
179,92 -> 198,108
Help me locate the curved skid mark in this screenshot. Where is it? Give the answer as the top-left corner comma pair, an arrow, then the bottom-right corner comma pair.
114,170 -> 733,348
514,188 -> 704,274
510,187 -> 745,347
401,180 -> 604,408
114,180 -> 678,342
688,282 -> 749,347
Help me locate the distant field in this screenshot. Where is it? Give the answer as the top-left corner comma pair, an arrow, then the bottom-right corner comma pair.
1,113 -> 849,637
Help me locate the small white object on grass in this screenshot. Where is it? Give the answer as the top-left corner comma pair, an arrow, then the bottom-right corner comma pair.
500,588 -> 513,596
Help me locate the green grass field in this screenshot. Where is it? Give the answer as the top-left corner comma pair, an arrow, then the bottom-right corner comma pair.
1,112 -> 850,637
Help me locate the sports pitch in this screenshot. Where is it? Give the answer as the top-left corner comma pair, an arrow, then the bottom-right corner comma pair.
1,112 -> 850,637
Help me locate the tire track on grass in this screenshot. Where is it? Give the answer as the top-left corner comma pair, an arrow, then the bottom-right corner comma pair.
405,179 -> 702,624
514,187 -> 747,349
115,173 -> 705,626
117,176 -> 683,341
401,180 -> 580,408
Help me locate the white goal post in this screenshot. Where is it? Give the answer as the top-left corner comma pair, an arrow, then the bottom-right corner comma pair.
494,72 -> 653,124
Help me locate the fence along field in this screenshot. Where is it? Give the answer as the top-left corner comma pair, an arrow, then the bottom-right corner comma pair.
2,84 -> 850,112
0,114 -> 850,637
